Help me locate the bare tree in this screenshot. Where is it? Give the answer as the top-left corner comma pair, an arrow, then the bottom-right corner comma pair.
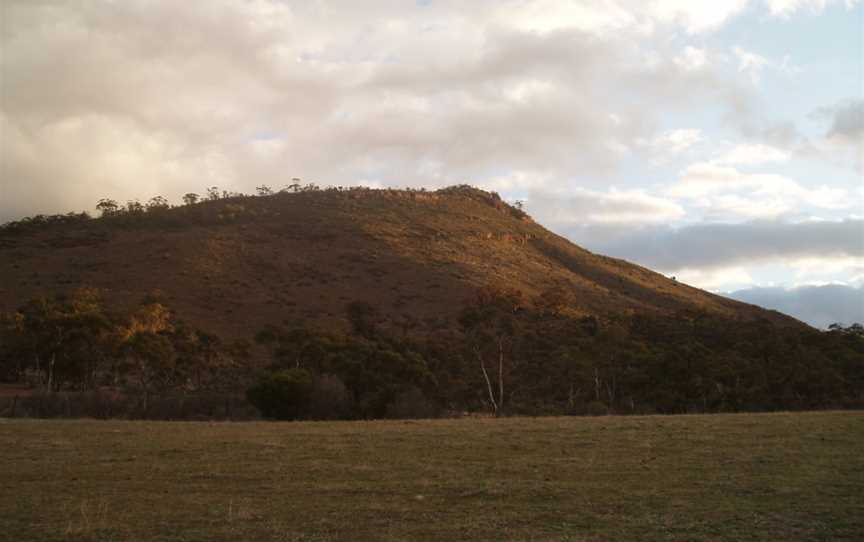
460,287 -> 522,416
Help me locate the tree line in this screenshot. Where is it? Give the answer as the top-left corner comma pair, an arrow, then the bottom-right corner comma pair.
1,184 -> 529,236
1,286 -> 861,420
0,289 -> 251,417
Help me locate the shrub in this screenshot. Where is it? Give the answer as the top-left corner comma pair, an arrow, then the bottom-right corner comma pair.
306,374 -> 354,420
246,369 -> 314,420
586,400 -> 609,416
385,387 -> 439,419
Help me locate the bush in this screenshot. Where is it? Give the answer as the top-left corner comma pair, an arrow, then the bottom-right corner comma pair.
306,374 -> 354,420
385,387 -> 439,419
70,389 -> 128,418
246,369 -> 314,420
586,400 -> 609,416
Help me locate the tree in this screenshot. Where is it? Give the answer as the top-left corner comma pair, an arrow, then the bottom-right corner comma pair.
246,368 -> 313,419
206,186 -> 220,201
282,178 -> 302,192
96,198 -> 119,217
119,301 -> 177,412
459,287 -> 523,416
122,331 -> 175,413
146,196 -> 169,212
182,193 -> 200,206
256,185 -> 273,196
0,311 -> 27,382
10,289 -> 114,391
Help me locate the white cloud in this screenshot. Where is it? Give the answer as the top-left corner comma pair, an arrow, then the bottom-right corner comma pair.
2,0 -> 770,222
733,47 -> 769,84
789,255 -> 864,281
647,0 -> 750,34
655,129 -> 703,153
672,266 -> 755,290
701,194 -> 792,219
717,143 -> 790,165
493,0 -> 639,35
674,46 -> 708,71
0,0 -> 857,228
667,162 -> 851,219
529,187 -> 686,226
764,0 -> 860,16
494,0 -> 751,36
639,128 -> 703,164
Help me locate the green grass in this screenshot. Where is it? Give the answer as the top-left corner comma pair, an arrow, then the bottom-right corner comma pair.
1,412 -> 862,541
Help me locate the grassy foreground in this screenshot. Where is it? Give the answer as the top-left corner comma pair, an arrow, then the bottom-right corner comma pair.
1,412 -> 862,541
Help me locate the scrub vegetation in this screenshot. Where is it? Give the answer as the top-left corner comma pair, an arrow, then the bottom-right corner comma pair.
1,186 -> 862,419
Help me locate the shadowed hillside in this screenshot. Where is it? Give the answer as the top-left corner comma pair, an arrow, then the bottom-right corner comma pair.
4,186 -> 859,419
0,185 -> 798,340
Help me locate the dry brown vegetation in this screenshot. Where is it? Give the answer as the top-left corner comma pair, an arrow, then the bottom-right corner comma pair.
1,411 -> 862,541
0,186 -> 800,342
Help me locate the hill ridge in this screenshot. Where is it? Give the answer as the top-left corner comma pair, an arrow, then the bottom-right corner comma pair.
0,184 -> 801,340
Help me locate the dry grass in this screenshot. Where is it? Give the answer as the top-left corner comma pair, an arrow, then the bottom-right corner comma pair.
1,411 -> 862,541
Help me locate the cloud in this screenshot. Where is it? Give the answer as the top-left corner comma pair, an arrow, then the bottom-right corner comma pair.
733,47 -> 769,84
528,187 -> 686,226
666,162 -> 852,219
764,0 -> 860,16
732,46 -> 803,86
640,129 -> 703,163
717,143 -> 790,165
728,284 -> 864,328
0,1 -> 769,223
0,0 -> 857,226
646,0 -> 751,34
495,0 -> 750,36
593,219 -> 864,271
673,266 -> 755,290
674,47 -> 708,71
823,99 -> 864,143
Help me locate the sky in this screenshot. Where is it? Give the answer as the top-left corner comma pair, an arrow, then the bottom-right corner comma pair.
1,0 -> 862,327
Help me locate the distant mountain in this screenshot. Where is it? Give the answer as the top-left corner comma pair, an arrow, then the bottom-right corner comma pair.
728,284 -> 864,329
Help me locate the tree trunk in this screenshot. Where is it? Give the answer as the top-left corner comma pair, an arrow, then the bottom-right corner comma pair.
47,353 -> 56,392
475,346 -> 498,416
35,354 -> 41,389
497,338 -> 505,416
594,367 -> 601,402
605,373 -> 616,406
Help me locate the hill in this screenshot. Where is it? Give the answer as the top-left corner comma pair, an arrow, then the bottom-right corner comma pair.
0,185 -> 861,418
0,185 -> 798,339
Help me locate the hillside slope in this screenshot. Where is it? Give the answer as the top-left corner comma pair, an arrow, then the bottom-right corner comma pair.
0,186 -> 798,339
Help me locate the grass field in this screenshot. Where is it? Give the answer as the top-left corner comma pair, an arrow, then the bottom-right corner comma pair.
1,412 -> 862,541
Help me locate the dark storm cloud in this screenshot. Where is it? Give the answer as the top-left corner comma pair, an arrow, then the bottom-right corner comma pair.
582,219 -> 864,271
